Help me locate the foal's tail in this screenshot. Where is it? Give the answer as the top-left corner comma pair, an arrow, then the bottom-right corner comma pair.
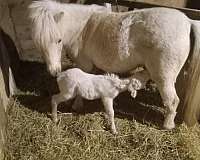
183,20 -> 200,126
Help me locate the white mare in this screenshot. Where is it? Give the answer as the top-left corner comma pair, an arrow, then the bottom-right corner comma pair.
52,68 -> 149,134
29,0 -> 200,129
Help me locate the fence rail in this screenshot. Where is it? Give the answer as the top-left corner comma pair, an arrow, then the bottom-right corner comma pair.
86,0 -> 200,20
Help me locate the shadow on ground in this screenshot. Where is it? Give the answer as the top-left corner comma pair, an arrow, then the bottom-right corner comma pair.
15,61 -> 171,129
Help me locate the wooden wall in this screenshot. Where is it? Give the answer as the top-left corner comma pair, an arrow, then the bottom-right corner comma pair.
129,0 -> 187,8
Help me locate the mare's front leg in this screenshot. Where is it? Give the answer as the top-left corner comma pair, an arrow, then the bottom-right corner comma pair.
72,55 -> 94,111
75,50 -> 94,73
101,97 -> 117,134
72,96 -> 84,111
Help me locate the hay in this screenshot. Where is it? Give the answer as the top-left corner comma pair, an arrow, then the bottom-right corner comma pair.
5,98 -> 200,160
5,61 -> 200,160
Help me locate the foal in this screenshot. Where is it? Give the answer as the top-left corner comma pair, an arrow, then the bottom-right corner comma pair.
51,68 -> 149,134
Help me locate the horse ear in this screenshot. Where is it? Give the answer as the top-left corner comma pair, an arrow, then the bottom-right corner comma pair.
104,3 -> 112,11
54,11 -> 64,23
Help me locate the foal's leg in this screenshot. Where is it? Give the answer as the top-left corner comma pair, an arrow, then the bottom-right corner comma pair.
156,80 -> 180,129
51,93 -> 74,123
101,97 -> 117,134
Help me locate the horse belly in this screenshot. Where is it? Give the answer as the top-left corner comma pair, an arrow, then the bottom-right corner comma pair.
83,14 -> 141,73
93,53 -> 140,73
82,9 -> 191,74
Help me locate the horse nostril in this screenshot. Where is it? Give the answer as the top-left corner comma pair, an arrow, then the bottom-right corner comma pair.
52,71 -> 57,77
57,39 -> 62,43
48,68 -> 57,77
54,67 -> 61,77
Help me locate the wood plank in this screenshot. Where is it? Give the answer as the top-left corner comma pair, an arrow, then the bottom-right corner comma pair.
92,0 -> 200,20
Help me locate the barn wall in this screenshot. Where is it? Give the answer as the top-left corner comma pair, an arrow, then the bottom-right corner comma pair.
187,0 -> 200,10
0,64 -> 7,159
0,0 -> 41,62
0,31 -> 9,160
134,0 -> 187,8
0,1 -> 9,156
0,1 -> 19,157
0,27 -> 19,160
0,2 -> 6,159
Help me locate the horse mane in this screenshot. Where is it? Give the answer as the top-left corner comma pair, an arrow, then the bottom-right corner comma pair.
28,0 -> 62,50
104,73 -> 119,81
104,73 -> 125,88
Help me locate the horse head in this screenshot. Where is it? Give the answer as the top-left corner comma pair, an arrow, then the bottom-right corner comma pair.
42,35 -> 63,77
29,1 -> 64,76
29,0 -> 111,76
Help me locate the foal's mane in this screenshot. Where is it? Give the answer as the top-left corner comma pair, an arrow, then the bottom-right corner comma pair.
104,73 -> 120,81
104,73 -> 124,88
29,0 -> 62,49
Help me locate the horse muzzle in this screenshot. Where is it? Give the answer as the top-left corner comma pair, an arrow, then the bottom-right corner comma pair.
48,65 -> 62,77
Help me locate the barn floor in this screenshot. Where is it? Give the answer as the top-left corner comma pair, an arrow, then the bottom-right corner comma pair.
5,61 -> 200,160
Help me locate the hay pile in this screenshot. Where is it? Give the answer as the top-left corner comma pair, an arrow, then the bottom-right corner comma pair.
5,61 -> 200,160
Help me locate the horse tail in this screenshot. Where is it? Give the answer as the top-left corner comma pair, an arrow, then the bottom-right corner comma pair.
28,0 -> 62,49
183,20 -> 200,126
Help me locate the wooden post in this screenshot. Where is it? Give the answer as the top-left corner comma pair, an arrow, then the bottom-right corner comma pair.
0,29 -> 9,160
0,28 -> 19,159
94,0 -> 200,20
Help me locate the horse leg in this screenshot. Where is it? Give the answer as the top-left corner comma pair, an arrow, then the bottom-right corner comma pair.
72,56 -> 94,111
156,80 -> 180,129
72,95 -> 84,111
76,53 -> 94,73
51,93 -> 74,123
101,97 -> 117,134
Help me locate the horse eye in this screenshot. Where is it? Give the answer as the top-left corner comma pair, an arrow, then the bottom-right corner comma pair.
57,39 -> 62,43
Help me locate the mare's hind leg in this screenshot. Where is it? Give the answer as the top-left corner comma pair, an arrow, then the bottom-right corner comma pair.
51,93 -> 74,123
156,80 -> 180,129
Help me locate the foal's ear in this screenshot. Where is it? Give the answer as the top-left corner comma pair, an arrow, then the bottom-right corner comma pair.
54,11 -> 64,23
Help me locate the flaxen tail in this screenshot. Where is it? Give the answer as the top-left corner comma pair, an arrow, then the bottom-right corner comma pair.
183,20 -> 200,126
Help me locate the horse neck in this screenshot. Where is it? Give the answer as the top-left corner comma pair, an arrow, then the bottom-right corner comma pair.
61,7 -> 94,47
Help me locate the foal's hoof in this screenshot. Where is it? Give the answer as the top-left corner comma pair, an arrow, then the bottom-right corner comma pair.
52,117 -> 58,124
111,130 -> 118,135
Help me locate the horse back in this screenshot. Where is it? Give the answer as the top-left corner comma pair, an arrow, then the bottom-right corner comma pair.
80,8 -> 191,73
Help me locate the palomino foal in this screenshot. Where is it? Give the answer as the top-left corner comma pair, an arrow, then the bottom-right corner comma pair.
51,68 -> 149,134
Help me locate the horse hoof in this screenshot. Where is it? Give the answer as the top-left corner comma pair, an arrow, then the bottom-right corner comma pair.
52,117 -> 58,124
111,130 -> 118,135
163,122 -> 175,130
